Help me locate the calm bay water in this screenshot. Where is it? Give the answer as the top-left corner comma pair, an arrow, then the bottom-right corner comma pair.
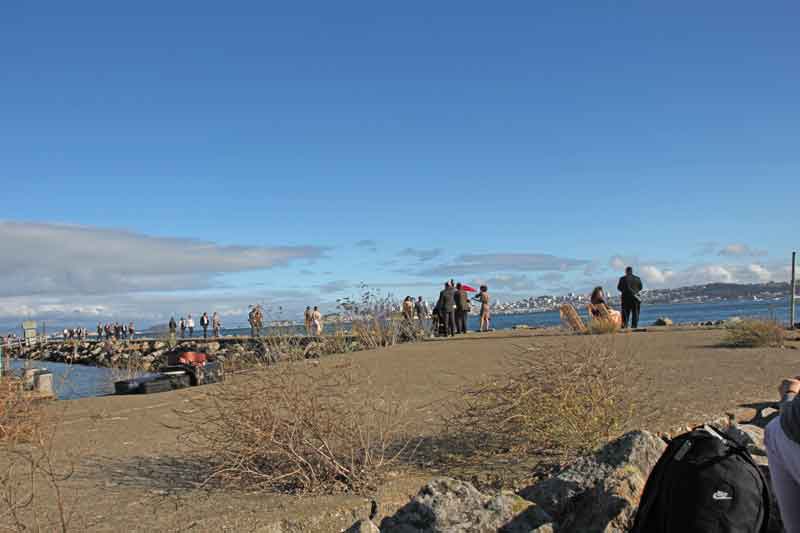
7,298 -> 792,400
8,359 -> 115,400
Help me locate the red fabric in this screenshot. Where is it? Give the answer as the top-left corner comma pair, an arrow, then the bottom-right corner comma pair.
179,352 -> 207,365
460,284 -> 477,292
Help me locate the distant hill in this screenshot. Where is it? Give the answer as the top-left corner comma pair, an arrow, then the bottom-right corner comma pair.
642,281 -> 789,304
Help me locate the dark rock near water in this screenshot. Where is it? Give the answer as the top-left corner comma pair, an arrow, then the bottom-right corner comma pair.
653,317 -> 673,326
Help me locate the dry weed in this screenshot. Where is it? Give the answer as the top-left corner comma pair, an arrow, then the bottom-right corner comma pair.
185,360 -> 417,494
587,319 -> 620,335
447,339 -> 640,458
0,384 -> 84,532
724,319 -> 785,348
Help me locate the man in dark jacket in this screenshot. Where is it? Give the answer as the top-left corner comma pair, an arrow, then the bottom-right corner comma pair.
617,266 -> 643,328
437,281 -> 457,337
455,283 -> 471,334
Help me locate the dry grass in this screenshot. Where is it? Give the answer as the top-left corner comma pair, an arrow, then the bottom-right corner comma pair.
447,339 -> 641,458
724,319 -> 785,348
185,360 -> 417,494
0,378 -> 42,445
0,381 -> 85,532
587,318 -> 620,335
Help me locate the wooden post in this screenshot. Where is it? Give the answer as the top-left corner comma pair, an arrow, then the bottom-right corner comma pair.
792,251 -> 797,329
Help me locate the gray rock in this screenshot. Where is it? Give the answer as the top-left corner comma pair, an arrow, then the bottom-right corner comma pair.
653,317 -> 673,326
725,423 -> 767,457
380,478 -> 551,533
519,431 -> 667,528
205,341 -> 221,353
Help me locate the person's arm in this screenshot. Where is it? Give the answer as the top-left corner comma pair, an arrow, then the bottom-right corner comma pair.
617,278 -> 624,293
780,378 -> 800,410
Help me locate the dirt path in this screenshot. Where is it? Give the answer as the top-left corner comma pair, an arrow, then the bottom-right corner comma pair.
10,327 -> 800,531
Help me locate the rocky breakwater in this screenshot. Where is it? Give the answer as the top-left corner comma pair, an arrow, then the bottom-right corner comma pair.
6,337 -> 328,372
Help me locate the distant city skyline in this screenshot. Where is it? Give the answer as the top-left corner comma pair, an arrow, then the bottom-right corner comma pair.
1,2 -> 798,327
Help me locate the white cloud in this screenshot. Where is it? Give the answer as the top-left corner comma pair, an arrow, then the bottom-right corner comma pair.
609,255 -> 628,271
485,274 -> 538,291
718,243 -> 767,257
0,221 -> 324,297
639,265 -> 675,285
420,253 -> 589,277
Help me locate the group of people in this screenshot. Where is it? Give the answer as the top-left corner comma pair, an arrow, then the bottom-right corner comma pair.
585,266 -> 644,329
96,322 -> 136,340
169,312 -> 222,339
63,327 -> 89,340
304,306 -> 323,336
432,280 -> 491,336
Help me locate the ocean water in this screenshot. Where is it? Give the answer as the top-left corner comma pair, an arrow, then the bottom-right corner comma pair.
8,359 -> 116,400
216,297 -> 792,336
6,298 -> 792,400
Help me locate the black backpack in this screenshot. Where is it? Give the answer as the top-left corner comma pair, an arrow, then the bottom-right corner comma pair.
631,425 -> 771,533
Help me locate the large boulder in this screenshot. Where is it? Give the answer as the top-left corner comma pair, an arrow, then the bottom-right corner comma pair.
653,317 -> 673,326
380,478 -> 551,533
519,431 -> 666,532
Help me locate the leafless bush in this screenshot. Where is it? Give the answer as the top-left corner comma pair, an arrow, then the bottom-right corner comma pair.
587,318 -> 620,335
0,385 -> 83,532
447,339 -> 640,458
724,318 -> 785,348
0,378 -> 42,445
186,361 -> 416,494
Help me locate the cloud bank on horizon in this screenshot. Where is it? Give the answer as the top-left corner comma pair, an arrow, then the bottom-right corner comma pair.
0,222 -> 790,327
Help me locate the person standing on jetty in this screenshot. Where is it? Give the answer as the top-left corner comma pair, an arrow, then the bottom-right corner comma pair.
437,281 -> 457,337
179,317 -> 186,338
187,314 -> 195,337
169,316 -> 177,341
617,266 -> 643,328
200,312 -> 210,338
249,305 -> 263,337
402,296 -> 414,322
415,296 -> 428,327
304,306 -> 313,335
212,312 -> 221,337
455,283 -> 471,334
96,322 -> 102,340
311,306 -> 322,336
474,285 -> 491,332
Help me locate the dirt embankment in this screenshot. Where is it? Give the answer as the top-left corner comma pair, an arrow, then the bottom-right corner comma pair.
11,328 -> 800,531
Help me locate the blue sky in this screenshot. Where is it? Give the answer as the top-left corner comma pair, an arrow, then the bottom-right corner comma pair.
1,2 -> 798,327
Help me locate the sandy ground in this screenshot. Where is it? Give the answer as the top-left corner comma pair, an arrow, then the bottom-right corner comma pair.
6,327 -> 800,532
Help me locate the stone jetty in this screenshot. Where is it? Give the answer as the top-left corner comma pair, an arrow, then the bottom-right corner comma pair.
5,336 -> 360,372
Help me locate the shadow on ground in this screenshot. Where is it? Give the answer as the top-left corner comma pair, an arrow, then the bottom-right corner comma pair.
78,454 -> 218,491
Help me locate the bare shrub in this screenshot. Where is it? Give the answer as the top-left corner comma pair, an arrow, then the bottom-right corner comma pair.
587,318 -> 620,335
724,319 -> 785,348
0,378 -> 42,445
186,361 -> 416,494
447,339 -> 640,458
0,385 -> 84,532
